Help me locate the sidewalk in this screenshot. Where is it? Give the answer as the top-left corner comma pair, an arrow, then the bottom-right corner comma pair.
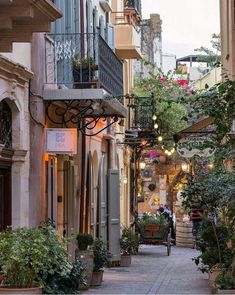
82,245 -> 211,294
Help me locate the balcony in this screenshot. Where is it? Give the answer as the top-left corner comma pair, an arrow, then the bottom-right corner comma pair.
115,23 -> 141,59
124,0 -> 142,18
0,0 -> 62,52
44,33 -> 126,122
112,0 -> 142,59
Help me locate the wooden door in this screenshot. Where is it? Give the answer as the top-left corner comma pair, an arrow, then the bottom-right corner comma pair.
0,166 -> 11,230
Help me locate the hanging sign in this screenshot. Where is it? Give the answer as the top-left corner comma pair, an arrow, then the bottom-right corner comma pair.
176,136 -> 215,158
45,128 -> 77,154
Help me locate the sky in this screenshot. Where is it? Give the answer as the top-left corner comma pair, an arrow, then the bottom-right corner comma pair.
141,0 -> 220,59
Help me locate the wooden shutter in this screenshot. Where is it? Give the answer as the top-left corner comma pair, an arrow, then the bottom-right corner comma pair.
98,154 -> 107,241
106,23 -> 115,51
108,169 -> 121,262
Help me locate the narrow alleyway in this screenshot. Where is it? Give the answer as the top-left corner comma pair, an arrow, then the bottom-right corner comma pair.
83,245 -> 211,294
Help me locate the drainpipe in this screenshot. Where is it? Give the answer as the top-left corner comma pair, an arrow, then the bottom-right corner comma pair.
80,0 -> 85,56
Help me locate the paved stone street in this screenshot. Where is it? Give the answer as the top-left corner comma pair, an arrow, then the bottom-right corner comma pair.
82,245 -> 211,295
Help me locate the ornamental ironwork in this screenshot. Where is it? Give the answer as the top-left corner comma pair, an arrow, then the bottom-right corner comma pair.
0,100 -> 12,148
45,33 -> 123,97
45,99 -> 119,136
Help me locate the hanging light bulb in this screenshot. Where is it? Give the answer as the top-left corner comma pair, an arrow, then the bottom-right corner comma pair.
164,150 -> 168,155
152,114 -> 157,120
154,123 -> 159,129
207,163 -> 214,169
181,162 -> 189,172
158,135 -> 163,142
171,147 -> 175,153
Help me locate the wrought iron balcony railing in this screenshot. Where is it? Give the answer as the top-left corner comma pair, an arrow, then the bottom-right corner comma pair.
124,0 -> 142,17
45,33 -> 123,97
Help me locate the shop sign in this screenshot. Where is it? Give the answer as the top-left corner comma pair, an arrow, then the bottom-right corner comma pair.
45,128 -> 77,154
176,136 -> 215,158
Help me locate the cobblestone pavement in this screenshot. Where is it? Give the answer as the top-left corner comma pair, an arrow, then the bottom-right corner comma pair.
82,245 -> 211,295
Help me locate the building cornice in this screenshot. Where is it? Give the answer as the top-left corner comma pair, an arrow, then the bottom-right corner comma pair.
0,55 -> 33,86
30,0 -> 63,21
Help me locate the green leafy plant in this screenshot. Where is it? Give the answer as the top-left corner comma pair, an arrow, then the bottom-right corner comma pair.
72,54 -> 95,69
120,226 -> 139,256
42,259 -> 87,294
0,222 -> 71,290
216,270 -> 235,290
93,239 -> 110,272
76,232 -> 93,250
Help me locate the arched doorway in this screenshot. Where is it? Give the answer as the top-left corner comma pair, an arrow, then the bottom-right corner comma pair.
0,100 -> 12,230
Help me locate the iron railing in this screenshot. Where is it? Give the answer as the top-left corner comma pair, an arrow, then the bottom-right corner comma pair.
45,33 -> 123,96
124,0 -> 141,17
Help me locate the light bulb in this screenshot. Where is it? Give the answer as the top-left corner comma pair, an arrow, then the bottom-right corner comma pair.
181,163 -> 189,172
139,161 -> 146,170
154,123 -> 159,129
171,147 -> 175,153
158,136 -> 163,142
152,114 -> 157,120
208,163 -> 214,169
123,177 -> 128,184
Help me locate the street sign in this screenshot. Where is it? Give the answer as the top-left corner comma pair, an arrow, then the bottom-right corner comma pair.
176,136 -> 216,158
45,128 -> 77,154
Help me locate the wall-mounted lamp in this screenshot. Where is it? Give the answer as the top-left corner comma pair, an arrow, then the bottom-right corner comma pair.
123,177 -> 128,184
139,160 -> 146,170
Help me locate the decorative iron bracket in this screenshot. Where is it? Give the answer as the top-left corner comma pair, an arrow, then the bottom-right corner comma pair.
45,99 -> 119,136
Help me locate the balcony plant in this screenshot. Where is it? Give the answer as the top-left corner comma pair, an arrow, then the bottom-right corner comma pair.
120,226 -> 139,267
91,238 -> 110,286
0,222 -> 74,294
72,54 -> 97,89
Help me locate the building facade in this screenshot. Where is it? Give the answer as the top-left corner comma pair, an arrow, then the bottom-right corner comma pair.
0,0 -> 62,230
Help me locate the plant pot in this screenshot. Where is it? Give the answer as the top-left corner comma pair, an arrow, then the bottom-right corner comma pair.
209,264 -> 224,292
217,289 -> 235,294
0,287 -> 41,294
120,255 -> 131,267
73,67 -> 94,89
75,249 -> 94,288
91,271 -> 104,286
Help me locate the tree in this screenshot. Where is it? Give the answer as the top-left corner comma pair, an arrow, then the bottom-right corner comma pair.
194,33 -> 221,68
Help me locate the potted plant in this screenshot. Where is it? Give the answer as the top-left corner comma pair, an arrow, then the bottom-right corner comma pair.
72,54 -> 97,89
76,232 -> 93,251
0,222 -> 73,294
91,238 -> 110,286
75,232 -> 94,289
120,226 -> 139,267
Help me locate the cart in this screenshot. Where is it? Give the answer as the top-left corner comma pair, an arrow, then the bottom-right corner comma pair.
138,223 -> 172,256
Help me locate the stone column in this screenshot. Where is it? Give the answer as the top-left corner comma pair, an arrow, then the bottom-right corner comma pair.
11,150 -> 30,227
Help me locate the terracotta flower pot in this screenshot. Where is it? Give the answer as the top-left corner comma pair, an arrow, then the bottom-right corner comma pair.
0,287 -> 41,294
91,271 -> 104,286
120,255 -> 131,267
